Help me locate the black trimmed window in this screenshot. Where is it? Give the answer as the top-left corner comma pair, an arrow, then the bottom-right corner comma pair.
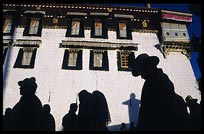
91,18 -> 108,38
117,51 -> 135,71
116,20 -> 132,40
3,45 -> 9,65
89,50 -> 109,71
62,49 -> 82,70
13,47 -> 37,68
3,16 -> 15,36
23,17 -> 42,36
66,18 -> 84,37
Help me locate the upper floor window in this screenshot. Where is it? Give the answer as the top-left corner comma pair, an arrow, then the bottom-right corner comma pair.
94,21 -> 102,36
23,17 -> 42,36
116,20 -> 132,40
13,47 -> 37,68
119,22 -> 127,37
89,50 -> 109,71
91,18 -> 108,38
29,18 -> 40,34
62,49 -> 82,70
66,18 -> 84,37
3,18 -> 12,34
117,51 -> 135,71
71,20 -> 80,35
3,16 -> 15,36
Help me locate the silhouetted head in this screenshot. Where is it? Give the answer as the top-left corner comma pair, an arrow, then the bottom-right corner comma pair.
70,103 -> 77,112
78,89 -> 89,101
185,95 -> 198,106
132,53 -> 159,79
18,77 -> 37,96
43,104 -> 51,113
130,93 -> 135,99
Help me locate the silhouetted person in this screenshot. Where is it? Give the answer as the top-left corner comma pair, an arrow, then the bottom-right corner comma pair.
92,90 -> 111,131
131,54 -> 189,131
41,104 -> 55,131
122,93 -> 140,126
3,108 -> 14,131
78,90 -> 95,131
185,95 -> 201,131
11,77 -> 43,130
129,122 -> 136,131
120,123 -> 127,131
62,103 -> 79,131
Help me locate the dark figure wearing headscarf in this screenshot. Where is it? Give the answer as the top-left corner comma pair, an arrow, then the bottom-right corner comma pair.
41,104 -> 55,131
132,54 -> 189,131
78,90 -> 95,131
62,103 -> 79,131
185,95 -> 201,131
92,90 -> 111,131
11,77 -> 43,131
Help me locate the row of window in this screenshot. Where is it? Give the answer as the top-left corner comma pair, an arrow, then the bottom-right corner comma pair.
3,16 -> 135,39
3,47 -> 135,71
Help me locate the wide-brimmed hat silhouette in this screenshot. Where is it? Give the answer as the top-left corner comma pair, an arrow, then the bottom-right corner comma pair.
18,77 -> 37,91
132,54 -> 159,77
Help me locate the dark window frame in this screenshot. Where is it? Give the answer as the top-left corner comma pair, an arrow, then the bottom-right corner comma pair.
23,13 -> 43,37
116,19 -> 132,40
62,49 -> 83,70
91,17 -> 108,39
117,51 -> 135,71
13,47 -> 37,69
65,17 -> 85,37
89,50 -> 109,71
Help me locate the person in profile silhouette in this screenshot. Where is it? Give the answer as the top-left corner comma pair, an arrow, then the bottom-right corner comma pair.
62,103 -> 79,131
41,104 -> 55,131
131,53 -> 189,131
11,77 -> 43,130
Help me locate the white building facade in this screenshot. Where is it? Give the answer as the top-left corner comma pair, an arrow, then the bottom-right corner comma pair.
3,4 -> 201,131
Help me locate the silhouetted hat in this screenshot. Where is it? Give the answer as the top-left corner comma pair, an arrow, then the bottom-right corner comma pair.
18,77 -> 37,90
132,54 -> 159,77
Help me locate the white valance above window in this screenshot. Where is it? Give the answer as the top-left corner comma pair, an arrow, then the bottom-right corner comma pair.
14,40 -> 42,47
114,14 -> 134,19
67,12 -> 87,16
24,11 -> 46,15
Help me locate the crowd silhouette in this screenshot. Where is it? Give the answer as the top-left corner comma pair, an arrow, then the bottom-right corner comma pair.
3,77 -> 55,131
3,53 -> 201,131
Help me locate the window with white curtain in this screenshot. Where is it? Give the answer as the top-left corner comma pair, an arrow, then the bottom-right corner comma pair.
119,22 -> 127,38
3,18 -> 12,34
71,21 -> 80,35
29,18 -> 40,34
94,21 -> 102,36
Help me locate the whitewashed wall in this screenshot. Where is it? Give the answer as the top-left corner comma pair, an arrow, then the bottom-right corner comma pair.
3,28 -> 201,131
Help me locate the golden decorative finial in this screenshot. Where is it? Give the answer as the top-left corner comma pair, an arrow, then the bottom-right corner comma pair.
107,8 -> 113,12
